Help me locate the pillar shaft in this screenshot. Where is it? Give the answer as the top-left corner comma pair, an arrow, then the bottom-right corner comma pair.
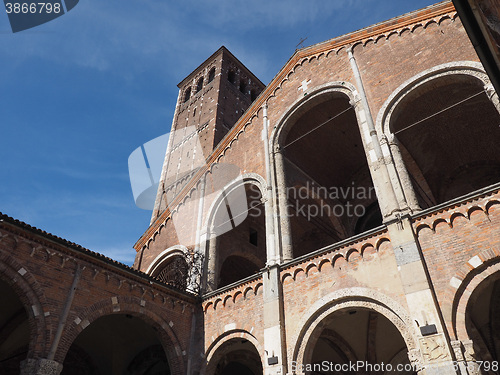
262,265 -> 287,375
275,151 -> 293,261
205,230 -> 218,292
388,219 -> 457,375
386,134 -> 421,212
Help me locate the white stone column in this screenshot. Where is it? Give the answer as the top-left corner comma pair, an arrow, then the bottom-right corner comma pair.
347,48 -> 402,220
262,105 -> 278,265
264,194 -> 278,265
274,150 -> 293,261
385,133 -> 421,213
351,98 -> 402,219
205,228 -> 218,292
450,340 -> 476,375
190,175 -> 207,293
380,134 -> 409,211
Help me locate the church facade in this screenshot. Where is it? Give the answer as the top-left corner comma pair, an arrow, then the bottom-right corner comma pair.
1,1 -> 499,374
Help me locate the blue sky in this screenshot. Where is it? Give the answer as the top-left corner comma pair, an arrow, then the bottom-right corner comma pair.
0,0 -> 438,265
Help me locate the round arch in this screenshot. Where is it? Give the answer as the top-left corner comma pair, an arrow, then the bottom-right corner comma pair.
375,61 -> 500,207
0,244 -> 48,360
146,245 -> 189,275
453,258 -> 500,342
451,258 -> 500,365
290,288 -> 419,368
202,173 -> 268,290
203,172 -> 267,233
57,297 -> 186,374
203,330 -> 264,375
376,61 -> 492,136
269,81 -> 383,258
269,81 -> 360,149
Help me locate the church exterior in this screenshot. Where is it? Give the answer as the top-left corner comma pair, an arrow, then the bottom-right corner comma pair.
1,1 -> 499,374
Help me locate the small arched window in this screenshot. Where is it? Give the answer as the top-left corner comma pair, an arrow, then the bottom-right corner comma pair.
183,87 -> 191,103
239,80 -> 247,94
196,77 -> 203,93
208,67 -> 215,83
228,70 -> 236,84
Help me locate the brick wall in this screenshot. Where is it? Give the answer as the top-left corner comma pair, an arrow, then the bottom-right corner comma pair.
0,216 -> 196,373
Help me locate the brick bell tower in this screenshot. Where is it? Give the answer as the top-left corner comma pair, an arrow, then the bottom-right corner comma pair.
151,46 -> 265,224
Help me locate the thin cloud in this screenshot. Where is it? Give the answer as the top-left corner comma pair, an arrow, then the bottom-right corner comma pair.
177,0 -> 360,30
93,245 -> 137,265
0,0 -> 359,80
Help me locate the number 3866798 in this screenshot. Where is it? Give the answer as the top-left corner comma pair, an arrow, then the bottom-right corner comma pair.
5,3 -> 61,14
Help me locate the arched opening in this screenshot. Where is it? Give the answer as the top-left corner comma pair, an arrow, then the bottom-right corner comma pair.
197,77 -> 204,93
279,92 -> 381,257
208,68 -> 216,84
151,255 -> 189,291
210,182 -> 266,289
218,256 -> 260,288
208,338 -> 262,375
62,314 -> 170,375
354,201 -> 383,235
0,279 -> 29,374
220,362 -> 255,375
465,272 -> 500,367
250,90 -> 257,101
389,74 -> 500,207
183,87 -> 192,103
304,308 -> 414,374
228,70 -> 236,85
239,80 -> 247,94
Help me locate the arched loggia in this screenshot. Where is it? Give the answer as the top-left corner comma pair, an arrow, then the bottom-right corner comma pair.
203,174 -> 268,291
305,308 -> 415,375
205,336 -> 263,375
272,83 -> 383,259
379,62 -> 500,209
0,252 -> 48,375
292,289 -> 420,375
465,272 -> 500,368
0,279 -> 30,374
62,314 -> 171,375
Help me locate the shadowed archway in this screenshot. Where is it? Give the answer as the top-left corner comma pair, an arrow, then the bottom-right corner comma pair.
62,314 -> 170,375
305,308 -> 415,374
276,89 -> 381,257
0,279 -> 30,374
385,67 -> 500,208
206,337 -> 263,375
465,272 -> 500,369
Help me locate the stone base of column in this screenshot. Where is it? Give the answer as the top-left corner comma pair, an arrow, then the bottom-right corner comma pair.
20,358 -> 63,375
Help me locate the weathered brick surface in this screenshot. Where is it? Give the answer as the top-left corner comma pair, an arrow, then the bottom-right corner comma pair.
279,230 -> 410,363
202,276 -> 264,361
355,15 -> 479,118
415,189 -> 500,339
3,2 -> 500,374
0,216 -> 196,373
128,2 -> 500,372
135,5 -> 481,272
